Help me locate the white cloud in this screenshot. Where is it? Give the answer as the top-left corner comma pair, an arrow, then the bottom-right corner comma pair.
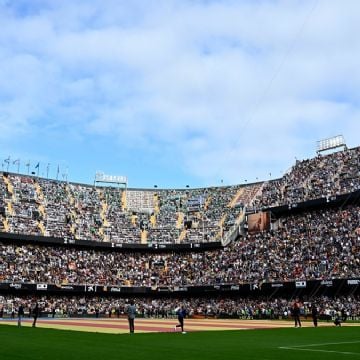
0,0 -> 359,185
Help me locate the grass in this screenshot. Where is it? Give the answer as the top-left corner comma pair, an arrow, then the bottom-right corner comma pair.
0,325 -> 359,360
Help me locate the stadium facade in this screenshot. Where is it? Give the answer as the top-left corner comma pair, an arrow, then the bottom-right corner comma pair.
0,145 -> 359,318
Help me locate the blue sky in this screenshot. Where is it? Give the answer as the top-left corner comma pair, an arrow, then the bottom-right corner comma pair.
0,0 -> 359,189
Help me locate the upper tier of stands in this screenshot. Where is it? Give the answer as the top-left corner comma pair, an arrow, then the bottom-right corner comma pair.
0,145 -> 359,244
253,146 -> 360,209
0,174 -> 254,244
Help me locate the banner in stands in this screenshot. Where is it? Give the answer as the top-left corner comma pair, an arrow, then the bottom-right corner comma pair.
36,284 -> 48,290
247,212 -> 270,233
347,279 -> 360,285
295,281 -> 306,288
0,231 -> 222,252
0,279 -> 358,297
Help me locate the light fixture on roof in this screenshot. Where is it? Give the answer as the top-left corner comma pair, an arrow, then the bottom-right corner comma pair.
317,135 -> 347,154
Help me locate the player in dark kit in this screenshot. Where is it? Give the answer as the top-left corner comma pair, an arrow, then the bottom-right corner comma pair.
311,303 -> 318,327
32,303 -> 40,327
292,300 -> 302,328
17,304 -> 24,327
174,305 -> 187,334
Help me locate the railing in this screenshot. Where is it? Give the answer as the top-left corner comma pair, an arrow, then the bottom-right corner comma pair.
221,207 -> 246,247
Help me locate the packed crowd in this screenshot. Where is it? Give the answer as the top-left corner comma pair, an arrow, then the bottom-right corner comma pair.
0,204 -> 359,286
254,146 -> 360,208
239,204 -> 360,282
0,173 -> 249,244
0,295 -> 359,321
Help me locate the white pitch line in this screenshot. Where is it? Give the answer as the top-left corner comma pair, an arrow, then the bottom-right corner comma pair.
281,341 -> 360,348
279,347 -> 360,356
279,341 -> 360,356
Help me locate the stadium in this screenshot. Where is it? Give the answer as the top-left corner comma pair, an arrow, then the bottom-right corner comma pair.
1,136 -> 359,359
1,1 -> 360,359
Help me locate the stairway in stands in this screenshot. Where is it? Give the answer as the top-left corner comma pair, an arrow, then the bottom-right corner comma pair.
34,181 -> 47,236
98,189 -> 110,242
141,229 -> 148,244
2,174 -> 15,232
65,185 -> 77,239
151,192 -> 160,228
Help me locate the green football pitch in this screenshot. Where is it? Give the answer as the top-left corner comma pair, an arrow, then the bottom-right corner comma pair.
0,324 -> 359,360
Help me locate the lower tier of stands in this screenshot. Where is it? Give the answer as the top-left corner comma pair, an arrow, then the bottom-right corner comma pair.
1,294 -> 359,320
